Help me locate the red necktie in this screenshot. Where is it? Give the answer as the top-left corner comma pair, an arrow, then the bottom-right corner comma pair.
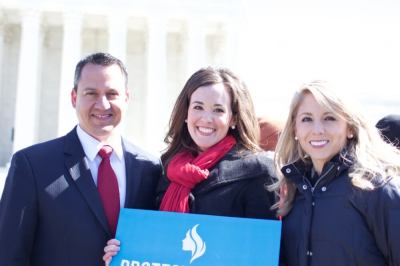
98,145 -> 120,236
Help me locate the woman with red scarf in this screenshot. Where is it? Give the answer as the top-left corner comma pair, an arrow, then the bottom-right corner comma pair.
157,67 -> 276,218
103,67 -> 276,264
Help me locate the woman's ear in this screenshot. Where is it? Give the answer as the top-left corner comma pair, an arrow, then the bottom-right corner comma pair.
229,117 -> 236,129
347,127 -> 354,139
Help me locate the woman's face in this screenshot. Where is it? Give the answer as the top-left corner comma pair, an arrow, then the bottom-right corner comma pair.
186,83 -> 234,152
295,93 -> 351,174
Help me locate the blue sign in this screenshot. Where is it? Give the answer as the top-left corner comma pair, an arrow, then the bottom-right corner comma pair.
110,208 -> 281,266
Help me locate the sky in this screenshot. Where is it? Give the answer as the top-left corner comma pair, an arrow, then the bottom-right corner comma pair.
236,0 -> 400,124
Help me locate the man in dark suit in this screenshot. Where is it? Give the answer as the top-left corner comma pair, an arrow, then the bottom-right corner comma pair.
0,53 -> 162,265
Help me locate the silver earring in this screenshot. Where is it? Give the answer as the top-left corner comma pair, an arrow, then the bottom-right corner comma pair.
231,125 -> 236,130
185,119 -> 187,123
294,136 -> 298,140
348,134 -> 353,139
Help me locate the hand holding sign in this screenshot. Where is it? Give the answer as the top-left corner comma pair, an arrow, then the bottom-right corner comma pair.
104,239 -> 120,266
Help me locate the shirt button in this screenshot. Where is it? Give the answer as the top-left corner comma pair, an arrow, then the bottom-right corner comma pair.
321,186 -> 327,192
312,201 -> 315,206
302,184 -> 308,190
285,168 -> 291,174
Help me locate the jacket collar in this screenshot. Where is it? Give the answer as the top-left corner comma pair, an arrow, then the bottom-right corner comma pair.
281,153 -> 352,188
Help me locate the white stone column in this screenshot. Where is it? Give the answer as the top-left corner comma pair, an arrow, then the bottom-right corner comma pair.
223,19 -> 240,70
57,12 -> 82,136
108,15 -> 127,63
185,18 -> 207,77
13,10 -> 41,152
0,24 -> 6,159
145,16 -> 167,153
0,23 -> 4,96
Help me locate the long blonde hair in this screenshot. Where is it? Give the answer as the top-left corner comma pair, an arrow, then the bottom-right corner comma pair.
272,81 -> 400,216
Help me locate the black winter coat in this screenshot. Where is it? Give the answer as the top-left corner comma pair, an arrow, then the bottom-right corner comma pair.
157,145 -> 276,220
280,156 -> 400,266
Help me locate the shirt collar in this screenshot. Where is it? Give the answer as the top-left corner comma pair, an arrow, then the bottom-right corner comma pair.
76,125 -> 124,162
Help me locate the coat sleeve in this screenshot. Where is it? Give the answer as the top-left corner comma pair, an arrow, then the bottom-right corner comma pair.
155,173 -> 170,209
239,175 -> 277,220
242,153 -> 277,219
0,151 -> 37,266
353,178 -> 400,266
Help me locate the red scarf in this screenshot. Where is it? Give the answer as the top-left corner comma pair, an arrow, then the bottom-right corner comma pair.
159,135 -> 237,212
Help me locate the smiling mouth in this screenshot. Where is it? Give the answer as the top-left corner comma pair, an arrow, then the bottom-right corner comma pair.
197,126 -> 215,134
310,140 -> 329,147
93,114 -> 112,119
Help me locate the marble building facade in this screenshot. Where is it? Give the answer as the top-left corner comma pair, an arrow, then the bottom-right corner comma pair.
0,0 -> 244,166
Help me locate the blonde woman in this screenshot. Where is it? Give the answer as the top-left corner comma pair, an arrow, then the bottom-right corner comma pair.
272,81 -> 400,266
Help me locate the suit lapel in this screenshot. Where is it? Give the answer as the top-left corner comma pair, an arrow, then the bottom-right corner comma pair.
123,140 -> 140,208
63,128 -> 110,236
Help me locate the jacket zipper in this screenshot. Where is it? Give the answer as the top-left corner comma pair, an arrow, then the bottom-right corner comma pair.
303,163 -> 335,265
306,163 -> 335,194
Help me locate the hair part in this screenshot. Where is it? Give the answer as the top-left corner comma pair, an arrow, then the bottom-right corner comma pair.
161,67 -> 261,166
73,52 -> 128,90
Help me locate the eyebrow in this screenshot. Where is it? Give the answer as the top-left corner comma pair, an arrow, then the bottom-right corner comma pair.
82,87 -> 120,92
191,101 -> 225,107
298,111 -> 334,116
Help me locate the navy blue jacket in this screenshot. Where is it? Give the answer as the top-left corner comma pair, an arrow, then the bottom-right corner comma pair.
280,156 -> 400,266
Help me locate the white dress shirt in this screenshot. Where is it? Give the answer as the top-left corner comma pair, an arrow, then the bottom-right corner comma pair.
76,125 -> 126,208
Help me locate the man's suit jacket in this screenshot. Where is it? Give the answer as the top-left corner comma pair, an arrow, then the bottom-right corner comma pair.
0,128 -> 162,266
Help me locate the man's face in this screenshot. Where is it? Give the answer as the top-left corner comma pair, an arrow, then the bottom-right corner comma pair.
71,63 -> 129,141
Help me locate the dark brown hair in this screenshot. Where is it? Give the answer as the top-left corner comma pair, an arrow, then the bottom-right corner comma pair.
73,52 -> 128,90
161,67 -> 260,166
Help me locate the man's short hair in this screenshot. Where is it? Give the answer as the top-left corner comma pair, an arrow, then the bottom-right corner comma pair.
73,52 -> 128,90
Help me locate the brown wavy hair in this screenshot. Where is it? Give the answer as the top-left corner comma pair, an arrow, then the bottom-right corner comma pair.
161,67 -> 260,166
